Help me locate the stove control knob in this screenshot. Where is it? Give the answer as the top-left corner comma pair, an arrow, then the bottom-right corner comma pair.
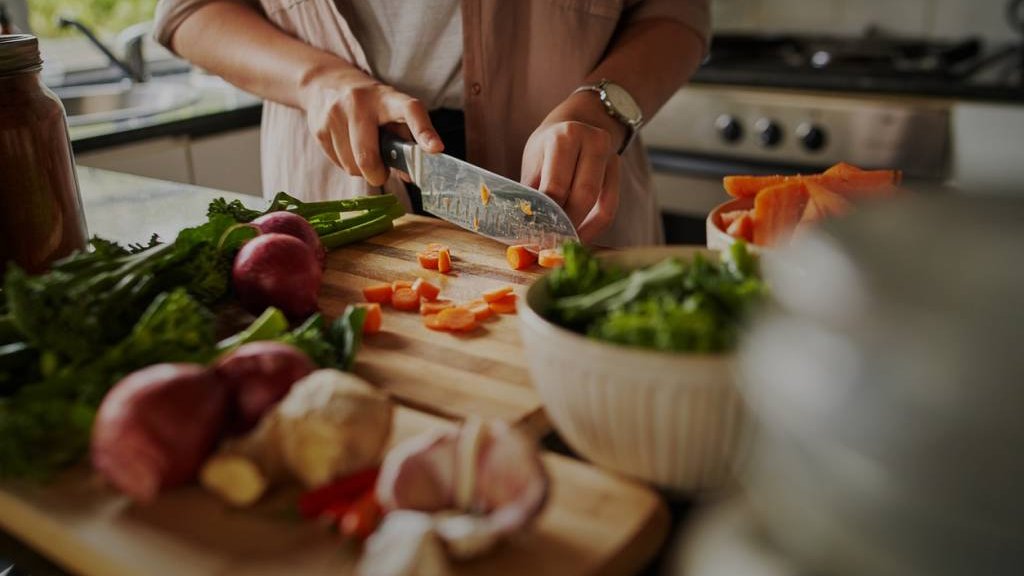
797,123 -> 828,152
715,115 -> 743,144
756,119 -> 783,148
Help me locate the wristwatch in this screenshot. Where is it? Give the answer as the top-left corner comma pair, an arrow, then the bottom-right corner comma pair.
573,79 -> 645,155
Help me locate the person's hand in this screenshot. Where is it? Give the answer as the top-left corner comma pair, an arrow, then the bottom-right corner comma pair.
298,66 -> 443,186
521,91 -> 627,243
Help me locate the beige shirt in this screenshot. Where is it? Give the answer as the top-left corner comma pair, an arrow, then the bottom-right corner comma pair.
339,1 -> 464,110
155,0 -> 711,247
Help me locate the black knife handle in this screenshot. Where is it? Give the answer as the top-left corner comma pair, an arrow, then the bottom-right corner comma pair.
379,130 -> 414,174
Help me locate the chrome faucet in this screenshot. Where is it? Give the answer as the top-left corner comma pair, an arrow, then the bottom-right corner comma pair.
57,16 -> 148,82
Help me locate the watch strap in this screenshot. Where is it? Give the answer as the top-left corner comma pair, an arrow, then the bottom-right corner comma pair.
572,80 -> 641,155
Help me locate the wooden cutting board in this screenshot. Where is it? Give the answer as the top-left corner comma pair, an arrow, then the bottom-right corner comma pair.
0,407 -> 668,576
322,215 -> 551,435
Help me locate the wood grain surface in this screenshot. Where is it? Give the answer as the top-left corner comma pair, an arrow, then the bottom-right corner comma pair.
0,408 -> 668,576
322,215 -> 551,434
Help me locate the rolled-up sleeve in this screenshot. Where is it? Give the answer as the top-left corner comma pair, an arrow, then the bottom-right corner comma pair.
153,0 -> 261,51
623,0 -> 711,54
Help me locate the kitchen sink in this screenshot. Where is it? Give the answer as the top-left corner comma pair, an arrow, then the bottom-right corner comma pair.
56,82 -> 200,127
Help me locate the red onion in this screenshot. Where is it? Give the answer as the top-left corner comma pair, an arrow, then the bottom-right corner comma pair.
252,211 -> 325,266
214,341 -> 315,433
91,363 -> 228,503
232,233 -> 322,320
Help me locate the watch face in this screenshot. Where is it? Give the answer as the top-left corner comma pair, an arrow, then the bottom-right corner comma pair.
603,83 -> 642,123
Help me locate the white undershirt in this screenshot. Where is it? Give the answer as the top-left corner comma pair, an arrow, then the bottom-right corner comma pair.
340,0 -> 464,110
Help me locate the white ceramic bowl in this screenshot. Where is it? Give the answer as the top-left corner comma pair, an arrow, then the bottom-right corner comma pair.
518,247 -> 744,493
706,197 -> 755,252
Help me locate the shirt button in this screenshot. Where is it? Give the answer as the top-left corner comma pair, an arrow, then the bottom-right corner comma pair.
471,82 -> 482,95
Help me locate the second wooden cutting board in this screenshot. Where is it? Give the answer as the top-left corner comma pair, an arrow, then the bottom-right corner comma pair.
322,215 -> 551,434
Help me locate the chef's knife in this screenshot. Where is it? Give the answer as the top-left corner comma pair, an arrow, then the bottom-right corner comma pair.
380,132 -> 579,249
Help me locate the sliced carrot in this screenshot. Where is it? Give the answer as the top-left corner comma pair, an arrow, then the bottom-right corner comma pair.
423,313 -> 447,331
723,175 -> 790,199
437,248 -> 452,274
726,212 -> 755,242
488,293 -> 517,315
358,303 -> 382,335
420,300 -> 454,316
437,307 -> 478,332
482,286 -> 513,303
724,164 -> 901,200
719,209 -> 748,228
506,245 -> 537,270
752,181 -> 809,246
392,280 -> 414,291
391,288 -> 420,312
362,283 -> 393,305
538,249 -> 565,268
467,299 -> 494,321
417,251 -> 439,270
821,162 -> 901,199
411,278 -> 441,301
804,181 -> 853,221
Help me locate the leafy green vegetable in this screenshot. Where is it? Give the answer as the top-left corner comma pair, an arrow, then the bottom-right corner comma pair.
0,289 -> 216,479
545,242 -> 766,353
0,190 -> 396,480
280,306 -> 366,371
4,215 -> 236,363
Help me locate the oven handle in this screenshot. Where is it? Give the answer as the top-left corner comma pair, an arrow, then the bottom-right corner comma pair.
647,148 -> 825,179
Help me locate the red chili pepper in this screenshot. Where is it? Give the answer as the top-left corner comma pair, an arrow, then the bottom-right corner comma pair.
298,467 -> 379,520
339,491 -> 383,542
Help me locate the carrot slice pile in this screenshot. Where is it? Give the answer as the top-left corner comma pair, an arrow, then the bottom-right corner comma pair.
466,299 -> 494,321
412,278 -> 441,301
752,182 -> 809,247
420,300 -> 453,316
506,245 -> 537,270
719,210 -> 748,228
803,181 -> 852,222
723,163 -> 901,199
488,293 -> 517,315
437,248 -> 452,274
538,249 -> 564,268
358,303 -> 382,335
362,283 -> 393,305
726,212 -> 754,243
417,251 -> 439,270
437,307 -> 478,331
391,288 -> 420,312
482,286 -> 513,303
423,314 -> 446,331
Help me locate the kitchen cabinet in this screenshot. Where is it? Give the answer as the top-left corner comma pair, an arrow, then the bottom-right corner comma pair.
75,128 -> 263,197
189,127 -> 262,196
75,137 -> 192,185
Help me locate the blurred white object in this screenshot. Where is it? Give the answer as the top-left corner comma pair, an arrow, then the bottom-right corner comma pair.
667,498 -> 803,576
737,194 -> 1024,576
519,247 -> 743,493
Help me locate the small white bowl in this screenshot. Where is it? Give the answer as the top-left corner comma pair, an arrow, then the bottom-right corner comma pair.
706,197 -> 755,252
518,247 -> 744,493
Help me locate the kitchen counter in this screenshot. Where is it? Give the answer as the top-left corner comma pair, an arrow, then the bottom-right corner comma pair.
1,168 -> 692,576
68,75 -> 262,155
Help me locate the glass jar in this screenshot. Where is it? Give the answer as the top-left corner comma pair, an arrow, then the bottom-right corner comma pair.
0,34 -> 88,277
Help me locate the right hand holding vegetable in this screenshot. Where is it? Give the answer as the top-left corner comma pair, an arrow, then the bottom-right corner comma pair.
298,66 -> 444,186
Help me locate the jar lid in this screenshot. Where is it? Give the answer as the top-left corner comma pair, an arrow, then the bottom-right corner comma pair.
0,34 -> 43,76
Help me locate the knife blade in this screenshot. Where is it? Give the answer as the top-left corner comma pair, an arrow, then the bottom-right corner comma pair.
380,132 -> 579,249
